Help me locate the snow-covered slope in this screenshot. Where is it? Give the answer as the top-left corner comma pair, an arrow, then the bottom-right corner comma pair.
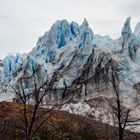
1,17 -> 140,127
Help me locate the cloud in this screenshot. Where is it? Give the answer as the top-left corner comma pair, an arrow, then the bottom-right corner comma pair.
118,0 -> 140,18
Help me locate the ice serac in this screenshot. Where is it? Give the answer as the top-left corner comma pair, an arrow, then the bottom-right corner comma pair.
29,19 -> 95,91
134,22 -> 140,38
121,17 -> 140,61
3,54 -> 24,83
133,24 -> 140,62
55,26 -> 94,88
121,17 -> 132,51
31,19 -> 81,63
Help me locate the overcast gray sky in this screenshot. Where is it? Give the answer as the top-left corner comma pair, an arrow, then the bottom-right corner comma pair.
0,0 -> 140,59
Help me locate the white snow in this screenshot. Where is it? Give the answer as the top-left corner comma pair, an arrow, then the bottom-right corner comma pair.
0,92 -> 15,102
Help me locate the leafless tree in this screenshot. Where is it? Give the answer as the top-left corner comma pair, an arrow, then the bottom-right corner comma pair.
111,68 -> 140,140
10,66 -> 72,140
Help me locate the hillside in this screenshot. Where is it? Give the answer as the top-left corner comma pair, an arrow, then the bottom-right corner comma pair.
0,101 -> 139,140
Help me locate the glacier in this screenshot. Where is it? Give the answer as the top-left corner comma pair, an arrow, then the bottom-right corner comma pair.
1,17 -> 140,129
0,17 -> 140,101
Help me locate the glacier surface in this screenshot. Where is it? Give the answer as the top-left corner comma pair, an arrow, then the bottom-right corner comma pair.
1,17 -> 140,129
